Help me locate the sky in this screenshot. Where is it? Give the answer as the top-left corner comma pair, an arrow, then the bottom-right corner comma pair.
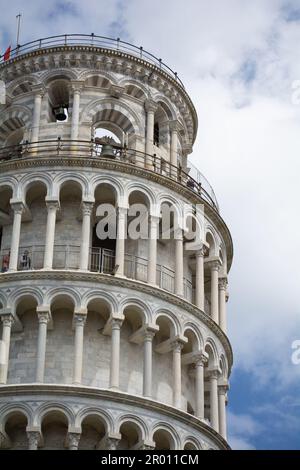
1,0 -> 300,450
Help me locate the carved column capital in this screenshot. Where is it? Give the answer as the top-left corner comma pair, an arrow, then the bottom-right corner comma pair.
144,99 -> 158,113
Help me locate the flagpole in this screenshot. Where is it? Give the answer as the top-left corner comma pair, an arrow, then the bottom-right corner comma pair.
16,13 -> 22,54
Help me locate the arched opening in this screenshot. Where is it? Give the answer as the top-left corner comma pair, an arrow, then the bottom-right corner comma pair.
92,108 -> 135,149
152,428 -> 175,450
20,182 -> 48,270
153,102 -> 172,149
0,117 -> 27,149
78,414 -> 107,450
120,305 -> 145,394
56,181 -> 82,269
153,315 -> 175,404
125,190 -> 150,282
41,411 -> 68,450
83,298 -> 112,388
9,295 -> 39,384
4,411 -> 28,449
119,421 -> 142,450
184,441 -> 198,450
47,78 -> 70,123
45,294 -> 75,384
0,185 -> 13,272
182,329 -> 199,414
204,343 -> 218,425
92,183 -> 117,273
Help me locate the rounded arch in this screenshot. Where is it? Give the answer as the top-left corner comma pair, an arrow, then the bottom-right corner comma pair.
119,298 -> 151,324
40,68 -> 78,85
182,323 -> 204,351
151,423 -> 179,450
117,414 -> 147,441
126,181 -> 157,210
75,408 -> 113,433
183,436 -> 202,450
205,226 -> 218,257
21,174 -> 51,201
152,94 -> 177,121
0,105 -> 32,145
82,290 -> 118,315
118,78 -> 149,100
81,99 -> 142,136
34,403 -> 74,428
91,175 -> 123,204
154,309 -> 181,337
0,404 -> 32,429
0,178 -> 17,197
219,353 -> 228,379
204,338 -> 219,368
77,69 -> 117,86
7,75 -> 39,96
52,173 -> 88,200
45,288 -> 80,311
8,288 -> 44,315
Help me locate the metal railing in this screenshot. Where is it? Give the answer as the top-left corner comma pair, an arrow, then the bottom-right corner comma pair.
0,245 -> 196,305
0,34 -> 184,87
0,139 -> 219,210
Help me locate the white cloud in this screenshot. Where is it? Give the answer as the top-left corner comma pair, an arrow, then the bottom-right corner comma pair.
227,411 -> 262,449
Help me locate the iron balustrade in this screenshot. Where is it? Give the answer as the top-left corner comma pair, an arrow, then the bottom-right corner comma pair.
0,245 -> 196,305
0,139 -> 219,210
0,33 -> 184,87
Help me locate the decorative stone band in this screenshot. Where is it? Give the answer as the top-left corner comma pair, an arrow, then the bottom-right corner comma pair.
0,384 -> 231,450
0,270 -> 233,371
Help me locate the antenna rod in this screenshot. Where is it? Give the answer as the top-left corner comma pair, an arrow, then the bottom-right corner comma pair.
16,13 -> 22,51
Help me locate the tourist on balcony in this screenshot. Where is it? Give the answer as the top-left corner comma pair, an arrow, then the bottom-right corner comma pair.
20,250 -> 31,270
1,251 -> 10,272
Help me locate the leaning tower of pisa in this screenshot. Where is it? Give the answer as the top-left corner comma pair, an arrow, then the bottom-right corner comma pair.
0,35 -> 233,451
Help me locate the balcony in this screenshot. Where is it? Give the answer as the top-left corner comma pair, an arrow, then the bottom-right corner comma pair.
0,34 -> 184,88
0,139 -> 219,211
0,244 -> 196,303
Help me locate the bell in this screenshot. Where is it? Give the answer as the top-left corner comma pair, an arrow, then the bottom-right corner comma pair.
100,144 -> 115,158
54,106 -> 67,121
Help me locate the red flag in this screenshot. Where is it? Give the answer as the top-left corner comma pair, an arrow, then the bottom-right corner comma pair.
3,46 -> 11,61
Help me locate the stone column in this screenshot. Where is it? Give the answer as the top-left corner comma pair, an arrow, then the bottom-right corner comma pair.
195,245 -> 207,310
210,261 -> 220,323
106,437 -> 120,450
145,100 -> 157,168
143,330 -> 156,398
172,340 -> 184,408
209,369 -> 220,432
73,312 -> 86,385
43,200 -> 60,270
109,317 -> 123,389
35,308 -> 50,383
0,313 -> 14,384
27,431 -> 40,450
70,82 -> 83,142
169,120 -> 180,176
31,86 -> 44,144
115,206 -> 127,277
68,432 -> 81,450
79,201 -> 94,271
174,228 -> 184,297
219,278 -> 228,333
218,383 -> 229,440
9,201 -> 24,271
147,215 -> 159,285
194,353 -> 208,420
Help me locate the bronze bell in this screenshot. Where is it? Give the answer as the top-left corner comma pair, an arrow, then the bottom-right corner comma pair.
100,144 -> 115,158
54,106 -> 67,121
